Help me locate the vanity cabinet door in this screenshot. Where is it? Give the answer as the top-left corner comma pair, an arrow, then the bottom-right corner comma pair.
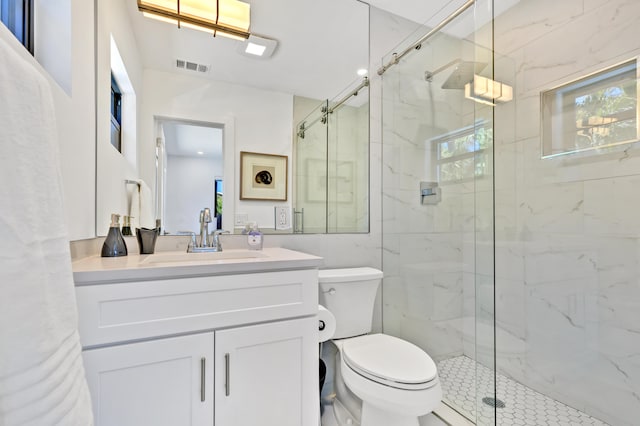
83,333 -> 214,426
215,317 -> 319,426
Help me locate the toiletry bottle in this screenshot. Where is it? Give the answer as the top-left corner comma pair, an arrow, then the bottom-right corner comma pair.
247,223 -> 263,250
101,214 -> 128,257
121,215 -> 132,236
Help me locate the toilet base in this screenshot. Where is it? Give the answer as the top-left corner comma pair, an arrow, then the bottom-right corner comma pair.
331,397 -> 360,426
361,402 -> 419,426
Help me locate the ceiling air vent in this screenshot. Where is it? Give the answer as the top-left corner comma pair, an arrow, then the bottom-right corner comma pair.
175,59 -> 210,73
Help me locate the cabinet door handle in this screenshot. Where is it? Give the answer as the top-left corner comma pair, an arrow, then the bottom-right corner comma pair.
224,353 -> 230,396
200,357 -> 206,402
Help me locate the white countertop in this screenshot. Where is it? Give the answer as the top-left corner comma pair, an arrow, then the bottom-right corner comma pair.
73,247 -> 323,285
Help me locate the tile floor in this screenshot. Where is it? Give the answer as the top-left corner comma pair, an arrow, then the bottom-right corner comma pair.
438,356 -> 609,426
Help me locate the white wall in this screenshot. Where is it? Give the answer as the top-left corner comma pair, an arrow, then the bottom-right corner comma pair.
34,0 -> 71,94
165,155 -> 223,234
95,0 -> 143,235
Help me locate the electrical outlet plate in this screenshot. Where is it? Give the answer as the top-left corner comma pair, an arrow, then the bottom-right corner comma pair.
274,206 -> 291,230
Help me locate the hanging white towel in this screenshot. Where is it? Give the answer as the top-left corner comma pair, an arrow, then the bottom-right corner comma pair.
0,30 -> 94,426
129,183 -> 141,230
138,180 -> 155,229
129,180 -> 155,230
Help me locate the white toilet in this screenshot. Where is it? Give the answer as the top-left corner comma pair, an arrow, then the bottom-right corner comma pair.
319,267 -> 442,426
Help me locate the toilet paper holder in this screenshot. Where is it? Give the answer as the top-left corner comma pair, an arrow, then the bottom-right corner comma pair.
318,304 -> 336,343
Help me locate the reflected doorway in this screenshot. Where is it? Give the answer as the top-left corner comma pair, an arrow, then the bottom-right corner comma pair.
156,119 -> 224,235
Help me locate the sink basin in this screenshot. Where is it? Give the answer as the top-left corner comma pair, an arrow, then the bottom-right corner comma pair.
141,250 -> 266,265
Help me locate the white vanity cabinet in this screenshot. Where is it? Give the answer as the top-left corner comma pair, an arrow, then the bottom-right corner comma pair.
73,255 -> 321,426
215,317 -> 317,426
82,333 -> 215,426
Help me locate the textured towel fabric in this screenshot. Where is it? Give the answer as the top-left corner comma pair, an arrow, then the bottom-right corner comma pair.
129,183 -> 141,230
0,31 -> 94,426
129,180 -> 154,230
138,180 -> 155,229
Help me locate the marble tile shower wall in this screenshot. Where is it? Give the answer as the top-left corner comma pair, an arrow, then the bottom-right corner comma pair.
381,0 -> 639,425
381,31 -> 484,362
491,0 -> 640,424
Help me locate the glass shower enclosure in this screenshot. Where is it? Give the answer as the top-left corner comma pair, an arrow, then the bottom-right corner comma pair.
380,6 -> 498,423
380,0 -> 639,425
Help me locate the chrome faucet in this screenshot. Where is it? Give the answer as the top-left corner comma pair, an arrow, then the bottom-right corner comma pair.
211,230 -> 230,251
187,208 -> 229,253
198,208 -> 212,248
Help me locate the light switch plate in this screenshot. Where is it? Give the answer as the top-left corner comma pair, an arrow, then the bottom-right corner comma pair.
235,213 -> 248,226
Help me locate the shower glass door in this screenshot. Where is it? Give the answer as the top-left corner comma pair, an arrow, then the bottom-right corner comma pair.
294,82 -> 370,234
327,84 -> 370,233
380,3 -> 497,423
294,100 -> 329,233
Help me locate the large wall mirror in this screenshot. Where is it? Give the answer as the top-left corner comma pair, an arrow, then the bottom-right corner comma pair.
95,0 -> 369,236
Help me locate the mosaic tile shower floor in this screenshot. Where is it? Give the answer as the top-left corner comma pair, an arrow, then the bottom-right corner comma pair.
437,356 -> 608,426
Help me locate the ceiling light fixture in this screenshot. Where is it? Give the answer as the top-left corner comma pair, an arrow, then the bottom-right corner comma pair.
197,151 -> 204,155
246,42 -> 266,56
137,0 -> 251,41
239,34 -> 278,59
464,74 -> 513,106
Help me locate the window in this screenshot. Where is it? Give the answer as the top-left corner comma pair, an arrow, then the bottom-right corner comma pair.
110,73 -> 122,152
0,0 -> 33,53
433,123 -> 492,183
541,59 -> 638,158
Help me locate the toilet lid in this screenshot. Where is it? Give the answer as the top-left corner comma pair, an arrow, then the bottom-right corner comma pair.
342,334 -> 438,389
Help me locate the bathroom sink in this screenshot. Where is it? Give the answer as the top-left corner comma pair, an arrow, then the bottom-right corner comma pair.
141,250 -> 266,265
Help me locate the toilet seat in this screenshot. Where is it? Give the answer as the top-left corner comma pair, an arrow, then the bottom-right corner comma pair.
342,334 -> 438,390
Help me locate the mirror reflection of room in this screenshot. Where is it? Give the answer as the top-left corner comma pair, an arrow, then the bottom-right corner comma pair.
95,0 -> 370,237
156,120 -> 223,236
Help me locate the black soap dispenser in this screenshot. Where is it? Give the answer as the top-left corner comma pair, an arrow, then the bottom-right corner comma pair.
121,215 -> 133,236
101,213 -> 128,257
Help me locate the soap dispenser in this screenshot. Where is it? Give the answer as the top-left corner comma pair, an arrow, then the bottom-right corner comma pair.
247,223 -> 263,250
101,214 -> 128,257
121,215 -> 133,236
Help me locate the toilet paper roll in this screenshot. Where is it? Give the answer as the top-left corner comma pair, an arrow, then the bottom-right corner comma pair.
318,304 -> 336,343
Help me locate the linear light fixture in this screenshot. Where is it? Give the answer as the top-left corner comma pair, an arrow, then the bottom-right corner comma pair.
138,0 -> 250,41
464,74 -> 513,106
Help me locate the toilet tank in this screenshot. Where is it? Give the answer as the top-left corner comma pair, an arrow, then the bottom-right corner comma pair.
318,267 -> 383,339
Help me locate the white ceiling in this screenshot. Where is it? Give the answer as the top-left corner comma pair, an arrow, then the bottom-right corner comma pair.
121,0 -> 483,101
163,121 -> 223,158
125,0 -> 372,101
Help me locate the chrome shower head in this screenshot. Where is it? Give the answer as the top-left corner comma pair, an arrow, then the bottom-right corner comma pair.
425,60 -> 488,90
441,61 -> 487,89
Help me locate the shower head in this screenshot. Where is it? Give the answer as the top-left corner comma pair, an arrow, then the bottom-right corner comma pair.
441,61 -> 487,89
425,60 -> 488,90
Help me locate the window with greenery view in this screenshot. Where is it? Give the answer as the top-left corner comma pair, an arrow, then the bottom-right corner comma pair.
434,124 -> 492,183
542,59 -> 638,158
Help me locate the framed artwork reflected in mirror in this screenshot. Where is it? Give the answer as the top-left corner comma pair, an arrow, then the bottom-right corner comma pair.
240,151 -> 288,201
